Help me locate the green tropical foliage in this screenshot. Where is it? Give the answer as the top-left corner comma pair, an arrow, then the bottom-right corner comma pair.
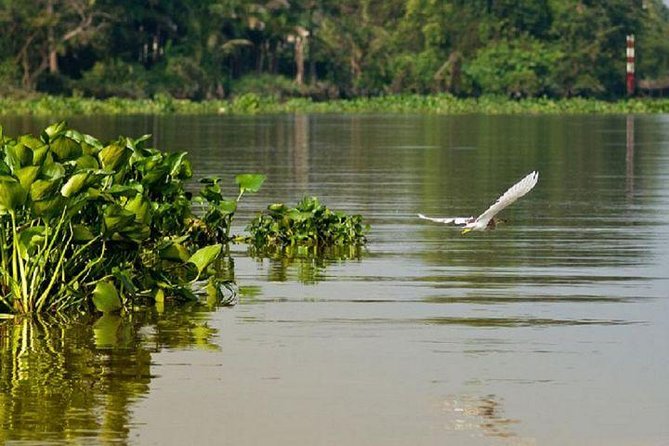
0,1 -> 668,99
0,122 -> 264,314
247,196 -> 367,255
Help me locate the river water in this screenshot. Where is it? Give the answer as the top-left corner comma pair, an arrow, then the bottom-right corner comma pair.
1,114 -> 668,445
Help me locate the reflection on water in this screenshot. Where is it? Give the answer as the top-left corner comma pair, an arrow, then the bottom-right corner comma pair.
441,394 -> 520,440
1,114 -> 668,445
0,306 -> 219,444
249,245 -> 365,284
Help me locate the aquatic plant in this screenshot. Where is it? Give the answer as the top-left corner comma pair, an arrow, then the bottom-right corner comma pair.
0,122 -> 264,314
2,94 -> 669,116
246,196 -> 367,254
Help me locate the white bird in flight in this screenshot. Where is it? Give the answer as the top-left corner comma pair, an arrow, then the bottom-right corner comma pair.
418,171 -> 539,234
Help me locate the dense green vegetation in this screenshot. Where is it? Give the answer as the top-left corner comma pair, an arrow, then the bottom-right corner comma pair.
2,94 -> 669,116
1,1 -> 668,101
0,122 -> 265,314
247,196 -> 367,254
0,122 -> 369,315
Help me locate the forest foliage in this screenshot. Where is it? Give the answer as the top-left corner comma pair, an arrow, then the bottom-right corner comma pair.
0,0 -> 668,101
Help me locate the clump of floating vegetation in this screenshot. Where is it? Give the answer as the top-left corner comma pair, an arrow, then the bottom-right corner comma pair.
0,122 -> 265,314
2,93 -> 669,116
246,196 -> 367,257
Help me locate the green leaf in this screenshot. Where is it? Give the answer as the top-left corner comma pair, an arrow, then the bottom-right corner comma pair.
16,166 -> 41,189
74,154 -> 100,170
123,194 -> 152,224
31,145 -> 50,166
42,121 -> 68,142
0,176 -> 27,213
61,172 -> 90,197
107,183 -> 143,197
32,196 -> 65,218
103,204 -> 136,234
92,281 -> 123,313
167,152 -> 193,179
72,224 -> 95,242
158,241 -> 191,262
18,226 -> 47,260
99,142 -> 130,172
0,160 -> 10,175
18,135 -> 44,151
187,244 -> 222,275
65,129 -> 103,154
50,136 -> 82,161
4,143 -> 31,170
235,174 -> 266,193
41,161 -> 65,180
30,178 -> 62,201
219,199 -> 237,213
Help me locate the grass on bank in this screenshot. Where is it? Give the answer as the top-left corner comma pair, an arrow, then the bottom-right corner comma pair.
2,93 -> 669,116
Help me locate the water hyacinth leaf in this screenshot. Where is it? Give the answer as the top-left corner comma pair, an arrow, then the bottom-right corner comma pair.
0,176 -> 27,212
92,281 -> 123,313
112,267 -> 139,296
50,136 -> 82,161
187,244 -> 223,275
103,204 -> 136,233
118,222 -> 151,243
60,170 -> 109,197
158,241 -> 190,262
16,166 -> 41,189
61,172 -> 90,197
41,161 -> 65,180
65,129 -> 104,153
42,121 -> 68,142
5,143 -> 31,170
219,199 -> 237,214
74,154 -> 100,170
140,166 -> 168,186
30,178 -> 61,201
32,196 -> 65,218
107,183 -> 142,197
133,134 -> 152,148
199,178 -> 223,202
167,152 -> 193,179
235,174 -> 266,193
18,135 -> 43,150
31,145 -> 50,166
268,203 -> 287,213
123,194 -> 152,224
99,142 -> 130,172
72,224 -> 95,242
18,226 -> 47,259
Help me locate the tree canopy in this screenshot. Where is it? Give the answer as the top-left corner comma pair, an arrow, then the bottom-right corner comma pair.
1,0 -> 668,100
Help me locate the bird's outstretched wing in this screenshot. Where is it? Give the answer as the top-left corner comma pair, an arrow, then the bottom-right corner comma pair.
417,213 -> 471,226
474,171 -> 539,226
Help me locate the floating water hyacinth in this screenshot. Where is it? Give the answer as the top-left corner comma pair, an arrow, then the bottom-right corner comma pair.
246,196 -> 368,253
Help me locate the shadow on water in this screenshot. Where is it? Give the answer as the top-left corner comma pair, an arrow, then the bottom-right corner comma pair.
0,305 -> 220,444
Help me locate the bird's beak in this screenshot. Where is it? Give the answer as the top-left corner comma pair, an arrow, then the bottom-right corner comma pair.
461,228 -> 472,235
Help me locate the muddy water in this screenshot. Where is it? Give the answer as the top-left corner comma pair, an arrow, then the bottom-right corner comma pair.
1,114 -> 668,445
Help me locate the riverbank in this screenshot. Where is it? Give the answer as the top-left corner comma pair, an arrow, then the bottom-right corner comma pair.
2,94 -> 669,116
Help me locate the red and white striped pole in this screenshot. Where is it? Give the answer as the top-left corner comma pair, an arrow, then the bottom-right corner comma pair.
626,34 -> 635,96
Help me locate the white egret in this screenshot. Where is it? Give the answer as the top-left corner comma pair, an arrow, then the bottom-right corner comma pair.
418,171 -> 539,234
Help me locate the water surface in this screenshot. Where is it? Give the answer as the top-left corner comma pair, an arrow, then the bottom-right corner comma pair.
1,114 -> 668,445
